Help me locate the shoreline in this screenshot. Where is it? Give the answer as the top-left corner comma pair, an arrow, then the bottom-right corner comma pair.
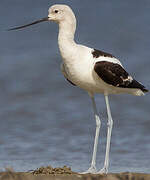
0,166 -> 150,180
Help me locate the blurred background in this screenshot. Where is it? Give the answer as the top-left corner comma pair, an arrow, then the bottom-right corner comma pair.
0,0 -> 150,173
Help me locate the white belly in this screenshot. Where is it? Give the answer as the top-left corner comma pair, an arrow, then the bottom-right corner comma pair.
61,59 -> 108,94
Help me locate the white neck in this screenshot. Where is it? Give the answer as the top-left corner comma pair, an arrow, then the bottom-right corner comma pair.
58,16 -> 77,62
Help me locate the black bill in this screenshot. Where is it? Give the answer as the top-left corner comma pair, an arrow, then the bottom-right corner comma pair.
8,17 -> 49,31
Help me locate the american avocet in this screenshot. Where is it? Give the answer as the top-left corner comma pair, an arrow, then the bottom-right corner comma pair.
8,4 -> 148,174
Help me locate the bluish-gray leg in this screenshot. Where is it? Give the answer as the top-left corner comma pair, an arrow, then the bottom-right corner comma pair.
97,95 -> 113,174
80,93 -> 101,174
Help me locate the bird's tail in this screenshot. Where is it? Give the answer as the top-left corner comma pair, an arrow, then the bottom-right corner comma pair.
142,87 -> 149,93
130,79 -> 148,93
127,79 -> 148,96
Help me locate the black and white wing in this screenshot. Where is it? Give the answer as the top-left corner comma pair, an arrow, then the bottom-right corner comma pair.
92,49 -> 148,92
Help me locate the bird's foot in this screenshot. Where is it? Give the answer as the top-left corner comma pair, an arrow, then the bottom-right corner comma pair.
95,167 -> 108,174
79,166 -> 97,174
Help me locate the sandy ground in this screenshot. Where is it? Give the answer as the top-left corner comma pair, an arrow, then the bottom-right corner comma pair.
0,166 -> 150,180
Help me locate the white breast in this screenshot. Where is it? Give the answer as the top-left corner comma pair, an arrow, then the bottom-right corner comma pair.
60,45 -> 106,92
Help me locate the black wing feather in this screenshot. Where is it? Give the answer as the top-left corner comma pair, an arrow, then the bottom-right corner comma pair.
66,79 -> 76,86
94,61 -> 148,92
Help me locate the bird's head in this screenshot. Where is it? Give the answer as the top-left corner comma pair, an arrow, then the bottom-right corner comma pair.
8,4 -> 76,31
48,4 -> 75,23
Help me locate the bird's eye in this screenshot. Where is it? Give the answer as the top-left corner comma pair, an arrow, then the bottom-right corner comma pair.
54,10 -> 58,13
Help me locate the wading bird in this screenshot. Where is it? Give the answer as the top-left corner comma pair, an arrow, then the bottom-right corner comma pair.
8,4 -> 148,174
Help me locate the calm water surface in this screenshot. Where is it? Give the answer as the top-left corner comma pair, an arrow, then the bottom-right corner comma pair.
0,0 -> 150,173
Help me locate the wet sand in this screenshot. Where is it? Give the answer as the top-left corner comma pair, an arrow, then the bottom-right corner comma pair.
0,166 -> 150,180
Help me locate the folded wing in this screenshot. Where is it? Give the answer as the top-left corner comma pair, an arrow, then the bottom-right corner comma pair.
94,61 -> 148,92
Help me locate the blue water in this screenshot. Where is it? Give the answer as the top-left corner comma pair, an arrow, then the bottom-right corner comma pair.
0,0 -> 150,173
